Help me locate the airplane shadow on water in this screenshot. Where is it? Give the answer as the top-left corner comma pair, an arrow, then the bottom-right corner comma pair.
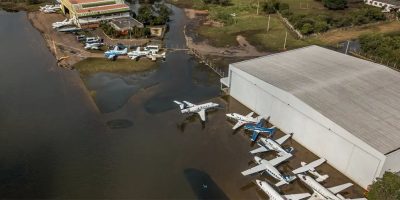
183,168 -> 229,200
176,108 -> 221,132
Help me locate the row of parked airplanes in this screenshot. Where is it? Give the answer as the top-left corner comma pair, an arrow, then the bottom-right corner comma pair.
39,4 -> 61,13
173,100 -> 366,200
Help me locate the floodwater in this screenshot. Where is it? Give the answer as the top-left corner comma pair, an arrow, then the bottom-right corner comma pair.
0,7 -> 257,199
86,5 -> 220,113
0,6 -> 365,199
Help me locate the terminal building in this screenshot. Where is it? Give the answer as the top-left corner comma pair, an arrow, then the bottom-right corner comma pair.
60,0 -> 130,28
221,45 -> 400,188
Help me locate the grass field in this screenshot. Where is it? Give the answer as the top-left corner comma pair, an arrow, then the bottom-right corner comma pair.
314,21 -> 400,44
198,14 -> 309,51
74,58 -> 159,78
172,0 -> 400,52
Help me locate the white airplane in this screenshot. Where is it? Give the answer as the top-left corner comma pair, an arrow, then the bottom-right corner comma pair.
255,179 -> 311,200
292,158 -> 329,182
146,52 -> 166,61
52,18 -> 74,29
241,154 -> 295,187
84,42 -> 104,50
173,100 -> 219,122
39,4 -> 61,13
104,46 -> 128,60
250,133 -> 294,156
128,47 -> 151,60
297,174 -> 365,200
128,47 -> 166,61
226,112 -> 262,130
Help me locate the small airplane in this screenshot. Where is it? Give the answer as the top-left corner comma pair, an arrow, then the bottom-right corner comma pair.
250,133 -> 294,156
292,158 -> 329,182
241,154 -> 295,187
128,47 -> 151,60
255,179 -> 311,200
226,112 -> 262,130
39,4 -> 60,13
297,174 -> 365,200
84,42 -> 104,50
173,100 -> 219,122
104,46 -> 128,60
52,18 -> 74,29
128,47 -> 166,61
243,119 -> 276,141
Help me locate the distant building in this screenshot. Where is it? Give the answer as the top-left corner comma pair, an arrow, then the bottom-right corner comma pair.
60,0 -> 130,28
109,17 -> 144,35
364,0 -> 400,12
221,45 -> 400,189
148,25 -> 166,38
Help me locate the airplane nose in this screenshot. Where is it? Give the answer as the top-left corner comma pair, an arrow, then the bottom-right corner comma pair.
226,113 -> 233,118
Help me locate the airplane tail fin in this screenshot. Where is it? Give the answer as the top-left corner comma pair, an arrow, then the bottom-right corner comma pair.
173,100 -> 185,110
250,131 -> 259,142
275,175 -> 296,187
316,174 -> 329,182
284,147 -> 294,154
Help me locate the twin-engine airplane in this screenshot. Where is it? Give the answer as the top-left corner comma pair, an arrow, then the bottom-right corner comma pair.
250,133 -> 294,156
173,100 -> 219,122
104,46 -> 128,60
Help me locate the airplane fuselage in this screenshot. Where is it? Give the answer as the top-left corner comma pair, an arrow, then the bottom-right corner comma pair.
255,180 -> 286,200
181,103 -> 219,114
245,125 -> 274,134
260,138 -> 288,155
255,156 -> 288,184
297,174 -> 341,200
226,113 -> 258,123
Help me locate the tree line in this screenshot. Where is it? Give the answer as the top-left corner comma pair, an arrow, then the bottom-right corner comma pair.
262,0 -> 386,35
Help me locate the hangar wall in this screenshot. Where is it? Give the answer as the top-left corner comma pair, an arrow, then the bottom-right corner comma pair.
382,149 -> 400,175
228,66 -> 386,188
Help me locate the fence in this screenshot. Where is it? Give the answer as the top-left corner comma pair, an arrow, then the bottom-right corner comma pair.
190,48 -> 225,77
350,50 -> 400,72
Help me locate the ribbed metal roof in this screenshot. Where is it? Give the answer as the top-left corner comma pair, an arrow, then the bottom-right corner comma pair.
232,45 -> 400,154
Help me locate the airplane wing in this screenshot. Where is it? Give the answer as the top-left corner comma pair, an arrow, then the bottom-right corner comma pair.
275,133 -> 292,145
292,158 -> 326,174
241,164 -> 268,176
107,54 -> 115,59
283,193 -> 311,200
245,112 -> 254,117
327,183 -> 353,194
130,55 -> 138,60
183,101 -> 196,107
232,120 -> 246,130
269,153 -> 292,167
250,146 -> 270,154
197,109 -> 206,122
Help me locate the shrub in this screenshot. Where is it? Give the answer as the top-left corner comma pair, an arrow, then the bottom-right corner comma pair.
322,0 -> 347,10
367,172 -> 400,200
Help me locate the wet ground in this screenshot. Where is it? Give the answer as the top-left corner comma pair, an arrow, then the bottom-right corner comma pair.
0,7 -> 365,199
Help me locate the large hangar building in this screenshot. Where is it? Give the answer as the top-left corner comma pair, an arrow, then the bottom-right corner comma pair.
221,45 -> 400,188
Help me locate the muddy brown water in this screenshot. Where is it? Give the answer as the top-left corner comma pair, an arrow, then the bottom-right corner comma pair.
0,7 -> 365,199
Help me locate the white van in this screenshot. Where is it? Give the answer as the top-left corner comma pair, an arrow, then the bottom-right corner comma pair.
145,45 -> 160,54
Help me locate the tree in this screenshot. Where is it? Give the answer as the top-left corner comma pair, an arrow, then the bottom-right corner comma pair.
137,5 -> 154,24
314,20 -> 329,32
301,23 -> 314,35
367,172 -> 400,200
322,0 -> 347,10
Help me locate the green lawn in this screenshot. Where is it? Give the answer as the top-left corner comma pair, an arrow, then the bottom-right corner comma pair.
74,57 -> 159,78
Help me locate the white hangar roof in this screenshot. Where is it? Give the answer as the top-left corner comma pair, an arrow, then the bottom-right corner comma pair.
231,45 -> 400,154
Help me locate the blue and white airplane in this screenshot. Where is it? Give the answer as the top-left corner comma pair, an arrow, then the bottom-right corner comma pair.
244,119 -> 276,141
104,46 -> 128,60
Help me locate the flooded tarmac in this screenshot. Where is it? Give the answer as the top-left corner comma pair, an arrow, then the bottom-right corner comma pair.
0,7 -> 365,199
